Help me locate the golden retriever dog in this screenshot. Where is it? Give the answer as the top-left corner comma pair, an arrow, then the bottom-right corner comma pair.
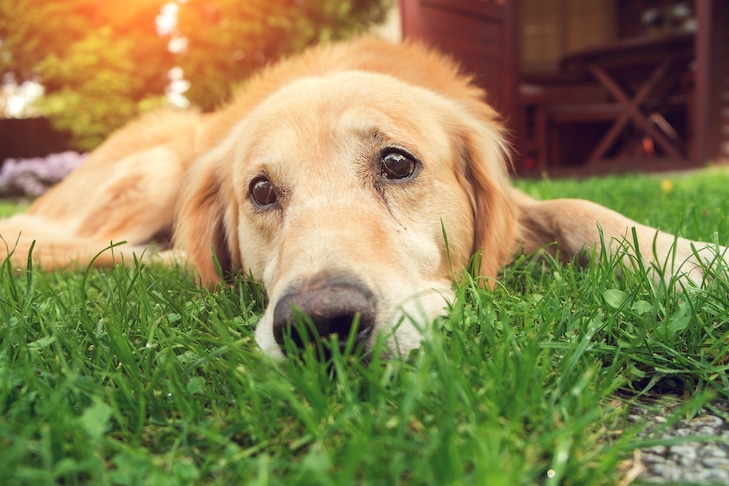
0,37 -> 726,359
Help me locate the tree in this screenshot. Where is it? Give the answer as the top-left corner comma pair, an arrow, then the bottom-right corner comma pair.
1,0 -> 174,150
0,0 -> 93,85
168,0 -> 392,111
0,0 -> 172,95
0,0 -> 392,149
32,27 -> 161,150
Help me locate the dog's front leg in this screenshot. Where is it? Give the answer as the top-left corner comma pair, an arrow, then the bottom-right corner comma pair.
511,190 -> 727,285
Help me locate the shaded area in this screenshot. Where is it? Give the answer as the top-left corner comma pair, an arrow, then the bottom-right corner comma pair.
0,118 -> 71,161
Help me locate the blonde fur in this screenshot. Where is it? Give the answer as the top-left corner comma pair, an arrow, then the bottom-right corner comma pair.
0,37 -> 725,358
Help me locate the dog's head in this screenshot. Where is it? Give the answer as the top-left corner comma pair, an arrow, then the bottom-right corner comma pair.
175,63 -> 514,359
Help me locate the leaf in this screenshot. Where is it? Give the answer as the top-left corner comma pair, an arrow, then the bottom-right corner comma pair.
186,376 -> 206,395
27,335 -> 56,351
53,457 -> 82,476
667,302 -> 691,335
631,300 -> 653,316
172,461 -> 201,483
655,302 -> 692,341
602,289 -> 628,309
78,398 -> 112,440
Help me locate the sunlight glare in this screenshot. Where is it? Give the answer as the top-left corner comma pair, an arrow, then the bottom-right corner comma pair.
156,2 -> 178,36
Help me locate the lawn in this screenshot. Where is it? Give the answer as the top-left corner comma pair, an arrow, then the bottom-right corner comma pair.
0,199 -> 30,218
1,168 -> 728,485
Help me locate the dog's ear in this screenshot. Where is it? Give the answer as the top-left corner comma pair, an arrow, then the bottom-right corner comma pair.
174,149 -> 241,287
457,109 -> 515,289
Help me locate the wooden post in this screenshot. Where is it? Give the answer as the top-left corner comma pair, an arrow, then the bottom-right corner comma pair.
693,0 -> 727,164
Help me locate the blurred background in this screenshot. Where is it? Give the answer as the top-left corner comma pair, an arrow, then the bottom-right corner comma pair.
0,0 -> 727,183
0,0 -> 394,152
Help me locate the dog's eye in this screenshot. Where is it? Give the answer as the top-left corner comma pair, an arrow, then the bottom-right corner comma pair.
249,176 -> 278,208
381,151 -> 416,181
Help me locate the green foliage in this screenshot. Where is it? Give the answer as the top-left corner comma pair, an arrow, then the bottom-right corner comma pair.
31,28 -> 168,150
1,0 -> 392,149
0,0 -> 93,83
0,200 -> 28,217
0,0 -> 172,96
1,169 -> 728,484
173,0 -> 393,110
1,0 -> 172,150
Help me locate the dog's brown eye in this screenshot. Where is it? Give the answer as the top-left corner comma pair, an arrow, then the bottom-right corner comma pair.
249,176 -> 278,208
381,151 -> 416,180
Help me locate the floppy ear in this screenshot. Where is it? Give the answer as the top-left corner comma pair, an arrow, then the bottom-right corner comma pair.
458,109 -> 516,289
173,149 -> 241,287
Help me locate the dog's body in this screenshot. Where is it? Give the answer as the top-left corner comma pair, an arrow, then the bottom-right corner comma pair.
0,37 -> 725,358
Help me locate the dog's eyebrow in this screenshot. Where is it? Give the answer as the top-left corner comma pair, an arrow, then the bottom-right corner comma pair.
352,125 -> 386,144
355,126 -> 423,163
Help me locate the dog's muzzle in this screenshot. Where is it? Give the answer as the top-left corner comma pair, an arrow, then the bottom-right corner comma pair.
272,274 -> 376,357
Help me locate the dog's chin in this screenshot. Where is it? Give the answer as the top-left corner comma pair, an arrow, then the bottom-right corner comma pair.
254,284 -> 454,361
254,314 -> 287,360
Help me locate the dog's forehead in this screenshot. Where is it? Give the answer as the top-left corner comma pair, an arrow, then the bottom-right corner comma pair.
242,72 -> 456,168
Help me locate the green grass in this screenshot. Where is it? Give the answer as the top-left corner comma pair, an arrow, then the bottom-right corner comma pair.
2,168 -> 728,485
0,199 -> 30,218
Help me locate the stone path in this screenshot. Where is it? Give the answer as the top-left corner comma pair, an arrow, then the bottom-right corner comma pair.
623,400 -> 729,484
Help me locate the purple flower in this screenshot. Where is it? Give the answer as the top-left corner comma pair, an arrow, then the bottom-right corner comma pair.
0,152 -> 86,197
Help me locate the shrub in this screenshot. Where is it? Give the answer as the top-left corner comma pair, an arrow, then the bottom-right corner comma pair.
0,151 -> 85,197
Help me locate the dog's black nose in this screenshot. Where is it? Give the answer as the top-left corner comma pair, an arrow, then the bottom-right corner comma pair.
272,275 -> 376,357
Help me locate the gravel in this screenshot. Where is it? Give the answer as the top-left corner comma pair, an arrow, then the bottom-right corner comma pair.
625,400 -> 729,484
